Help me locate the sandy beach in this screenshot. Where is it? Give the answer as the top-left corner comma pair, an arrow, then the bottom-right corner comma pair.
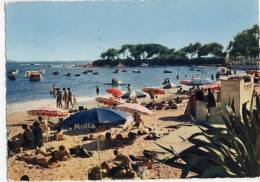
7,93 -> 199,181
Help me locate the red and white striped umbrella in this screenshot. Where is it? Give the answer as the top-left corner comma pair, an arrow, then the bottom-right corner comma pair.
27,106 -> 68,118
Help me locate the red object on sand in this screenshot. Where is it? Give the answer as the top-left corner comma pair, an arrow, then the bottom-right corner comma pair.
96,96 -> 124,106
106,88 -> 123,97
27,106 -> 68,118
202,82 -> 221,91
142,87 -> 165,95
180,80 -> 191,85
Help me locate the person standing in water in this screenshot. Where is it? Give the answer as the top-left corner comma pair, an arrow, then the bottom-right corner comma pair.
62,88 -> 68,109
56,88 -> 62,108
67,88 -> 73,108
127,84 -> 132,92
96,85 -> 100,96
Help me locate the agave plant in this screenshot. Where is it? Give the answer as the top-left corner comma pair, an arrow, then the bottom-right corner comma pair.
156,98 -> 260,178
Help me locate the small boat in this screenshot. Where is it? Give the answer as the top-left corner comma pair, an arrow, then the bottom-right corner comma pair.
163,70 -> 172,73
87,69 -> 94,73
121,69 -> 127,72
64,73 -> 71,76
7,74 -> 16,80
29,72 -> 42,81
52,70 -> 60,75
133,69 -> 141,73
92,71 -> 98,75
113,69 -> 119,74
7,69 -> 19,75
82,70 -> 88,74
74,73 -> 81,76
189,68 -> 194,71
140,63 -> 149,67
25,70 -> 44,78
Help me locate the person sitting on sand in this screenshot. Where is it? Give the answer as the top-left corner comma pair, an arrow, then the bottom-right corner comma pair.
54,127 -> 63,141
165,99 -> 177,109
21,124 -> 33,148
112,149 -> 133,171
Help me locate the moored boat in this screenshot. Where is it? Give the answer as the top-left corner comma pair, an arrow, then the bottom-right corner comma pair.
133,69 -> 141,73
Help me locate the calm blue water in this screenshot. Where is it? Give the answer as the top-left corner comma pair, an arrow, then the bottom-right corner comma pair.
6,61 -> 218,103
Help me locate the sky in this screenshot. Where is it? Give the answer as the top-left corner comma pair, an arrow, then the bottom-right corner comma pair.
5,0 -> 259,62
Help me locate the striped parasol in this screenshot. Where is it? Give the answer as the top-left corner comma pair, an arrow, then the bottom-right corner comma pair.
27,106 -> 68,118
96,96 -> 125,106
142,87 -> 165,95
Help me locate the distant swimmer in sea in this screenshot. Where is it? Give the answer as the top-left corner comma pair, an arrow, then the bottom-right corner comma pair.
176,74 -> 179,80
96,85 -> 100,96
211,74 -> 214,80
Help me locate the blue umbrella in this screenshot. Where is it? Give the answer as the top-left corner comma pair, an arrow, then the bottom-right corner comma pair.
187,79 -> 213,86
62,107 -> 131,129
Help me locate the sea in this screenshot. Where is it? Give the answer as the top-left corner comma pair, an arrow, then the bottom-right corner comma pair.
6,61 -> 219,113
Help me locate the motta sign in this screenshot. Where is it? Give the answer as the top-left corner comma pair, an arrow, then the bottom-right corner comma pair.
73,123 -> 96,129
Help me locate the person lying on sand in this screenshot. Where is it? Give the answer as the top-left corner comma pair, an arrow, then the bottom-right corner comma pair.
34,145 -> 71,164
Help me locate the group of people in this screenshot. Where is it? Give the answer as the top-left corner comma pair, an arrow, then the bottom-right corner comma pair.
8,116 -> 64,156
162,78 -> 171,85
50,84 -> 77,109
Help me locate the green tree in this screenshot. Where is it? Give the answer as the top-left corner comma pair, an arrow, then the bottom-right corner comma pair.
198,43 -> 223,58
227,24 -> 259,58
100,48 -> 119,60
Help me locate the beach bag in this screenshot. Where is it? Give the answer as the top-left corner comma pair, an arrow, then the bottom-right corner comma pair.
128,132 -> 137,140
88,167 -> 102,180
115,134 -> 123,140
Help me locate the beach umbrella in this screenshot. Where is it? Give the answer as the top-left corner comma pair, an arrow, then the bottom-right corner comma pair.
27,106 -> 68,118
62,107 -> 132,128
162,83 -> 177,89
142,87 -> 165,95
116,103 -> 153,115
202,82 -> 221,91
96,96 -> 125,106
106,88 -> 122,97
121,90 -> 149,99
187,79 -> 213,86
180,80 -> 191,85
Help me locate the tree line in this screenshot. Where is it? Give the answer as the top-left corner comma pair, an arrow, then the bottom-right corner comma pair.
93,24 -> 259,67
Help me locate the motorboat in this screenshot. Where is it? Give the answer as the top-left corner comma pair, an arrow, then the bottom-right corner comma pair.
64,73 -> 71,76
133,69 -> 141,73
29,72 -> 42,81
217,67 -> 232,75
52,70 -> 60,75
74,73 -> 81,76
121,69 -> 127,72
82,70 -> 88,74
92,71 -> 98,75
7,69 -> 19,75
7,73 -> 16,80
163,70 -> 172,73
113,69 -> 119,74
25,70 -> 44,78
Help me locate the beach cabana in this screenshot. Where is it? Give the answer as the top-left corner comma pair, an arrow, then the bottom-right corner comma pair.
106,88 -> 123,97
27,106 -> 68,118
62,107 -> 132,129
121,90 -> 149,99
116,103 -> 153,115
